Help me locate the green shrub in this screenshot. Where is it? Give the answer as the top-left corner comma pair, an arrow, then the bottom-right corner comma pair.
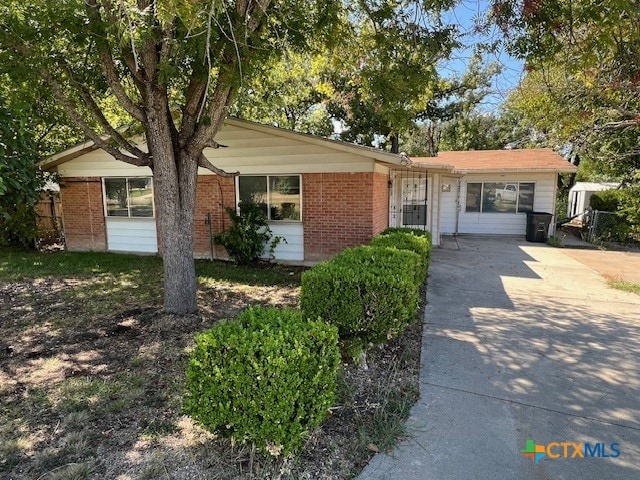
213,203 -> 283,265
619,184 -> 640,236
370,231 -> 431,282
0,204 -> 38,248
379,227 -> 432,244
300,246 -> 421,354
184,307 -> 339,456
590,189 -> 623,212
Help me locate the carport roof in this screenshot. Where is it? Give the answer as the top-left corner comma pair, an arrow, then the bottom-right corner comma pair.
412,148 -> 578,174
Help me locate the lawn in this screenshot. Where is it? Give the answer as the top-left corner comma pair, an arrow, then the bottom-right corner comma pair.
0,250 -> 421,479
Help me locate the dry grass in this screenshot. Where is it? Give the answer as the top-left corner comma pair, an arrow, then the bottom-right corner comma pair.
1,251 -> 422,479
604,274 -> 640,295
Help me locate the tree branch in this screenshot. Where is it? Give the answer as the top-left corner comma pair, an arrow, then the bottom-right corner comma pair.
179,72 -> 209,147
188,0 -> 274,152
85,0 -> 145,122
594,119 -> 640,131
198,153 -> 238,177
189,80 -> 234,153
58,68 -> 148,160
98,0 -> 147,87
45,74 -> 151,167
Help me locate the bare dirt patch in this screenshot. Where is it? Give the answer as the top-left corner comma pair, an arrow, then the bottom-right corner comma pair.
1,272 -> 422,479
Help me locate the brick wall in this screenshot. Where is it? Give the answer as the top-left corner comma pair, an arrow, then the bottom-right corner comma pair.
59,172 -> 389,261
303,172 -> 390,261
372,172 -> 390,236
60,177 -> 106,251
193,175 -> 236,258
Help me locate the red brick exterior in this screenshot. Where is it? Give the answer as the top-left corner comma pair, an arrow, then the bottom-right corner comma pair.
59,171 -> 390,262
302,172 -> 390,261
372,171 -> 390,236
193,175 -> 236,258
59,177 -> 106,251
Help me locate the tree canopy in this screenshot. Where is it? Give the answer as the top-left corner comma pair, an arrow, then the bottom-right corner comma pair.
492,0 -> 640,177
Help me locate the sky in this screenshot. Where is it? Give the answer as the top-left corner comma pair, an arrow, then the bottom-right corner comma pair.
439,0 -> 524,112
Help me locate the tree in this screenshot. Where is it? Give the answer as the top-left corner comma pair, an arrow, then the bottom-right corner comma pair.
322,2 -> 461,153
0,97 -> 43,247
0,0 -> 342,314
492,1 -> 640,180
232,53 -> 334,136
492,0 -> 640,235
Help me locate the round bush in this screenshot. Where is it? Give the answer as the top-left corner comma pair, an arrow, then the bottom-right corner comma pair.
301,246 -> 421,353
370,231 -> 431,282
184,307 -> 339,456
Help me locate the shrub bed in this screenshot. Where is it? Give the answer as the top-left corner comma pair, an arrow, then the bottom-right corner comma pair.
184,307 -> 339,456
370,230 -> 431,282
379,227 -> 432,243
301,246 -> 421,354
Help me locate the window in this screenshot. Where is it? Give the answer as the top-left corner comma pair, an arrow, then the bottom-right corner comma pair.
104,177 -> 154,218
465,182 -> 481,212
465,182 -> 535,213
238,175 -> 301,221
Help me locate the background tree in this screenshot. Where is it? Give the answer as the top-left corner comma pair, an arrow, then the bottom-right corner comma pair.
0,75 -> 82,247
322,2 -> 461,153
232,53 -> 334,136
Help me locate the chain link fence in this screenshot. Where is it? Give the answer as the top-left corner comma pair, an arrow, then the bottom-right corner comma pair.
586,210 -> 631,244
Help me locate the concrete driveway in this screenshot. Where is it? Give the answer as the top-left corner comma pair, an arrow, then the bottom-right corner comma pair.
359,236 -> 640,480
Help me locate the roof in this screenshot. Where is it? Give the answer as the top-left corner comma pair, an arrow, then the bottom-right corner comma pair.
223,118 -> 417,167
412,148 -> 577,174
41,118 -> 429,171
569,182 -> 620,192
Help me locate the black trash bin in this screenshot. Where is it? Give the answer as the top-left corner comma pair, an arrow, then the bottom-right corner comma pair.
525,212 -> 553,242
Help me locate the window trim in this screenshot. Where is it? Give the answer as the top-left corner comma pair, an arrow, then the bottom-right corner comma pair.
465,181 -> 536,214
102,177 -> 155,219
236,174 -> 303,223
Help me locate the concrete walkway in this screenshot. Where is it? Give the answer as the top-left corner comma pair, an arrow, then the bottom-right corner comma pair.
359,236 -> 640,479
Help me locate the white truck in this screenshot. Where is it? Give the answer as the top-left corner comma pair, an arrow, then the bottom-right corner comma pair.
495,183 -> 518,202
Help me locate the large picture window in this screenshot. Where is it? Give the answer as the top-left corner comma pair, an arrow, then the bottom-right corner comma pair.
104,177 -> 154,217
465,182 -> 535,213
238,175 -> 301,221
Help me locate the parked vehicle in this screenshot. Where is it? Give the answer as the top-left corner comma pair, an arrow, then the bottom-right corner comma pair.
496,183 -> 518,202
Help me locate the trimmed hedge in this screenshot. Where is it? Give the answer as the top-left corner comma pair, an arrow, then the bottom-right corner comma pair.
370,231 -> 431,282
379,227 -> 432,244
300,246 -> 421,353
184,307 -> 339,456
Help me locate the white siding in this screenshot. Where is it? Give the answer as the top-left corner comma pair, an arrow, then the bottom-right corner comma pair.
106,218 -> 158,253
57,122 -> 378,177
262,223 -> 304,261
439,176 -> 459,234
456,173 -> 556,235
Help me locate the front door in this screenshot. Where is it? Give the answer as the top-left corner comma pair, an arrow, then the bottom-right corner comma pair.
389,171 -> 429,229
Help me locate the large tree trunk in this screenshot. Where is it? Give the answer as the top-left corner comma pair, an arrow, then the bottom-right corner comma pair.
147,100 -> 200,314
